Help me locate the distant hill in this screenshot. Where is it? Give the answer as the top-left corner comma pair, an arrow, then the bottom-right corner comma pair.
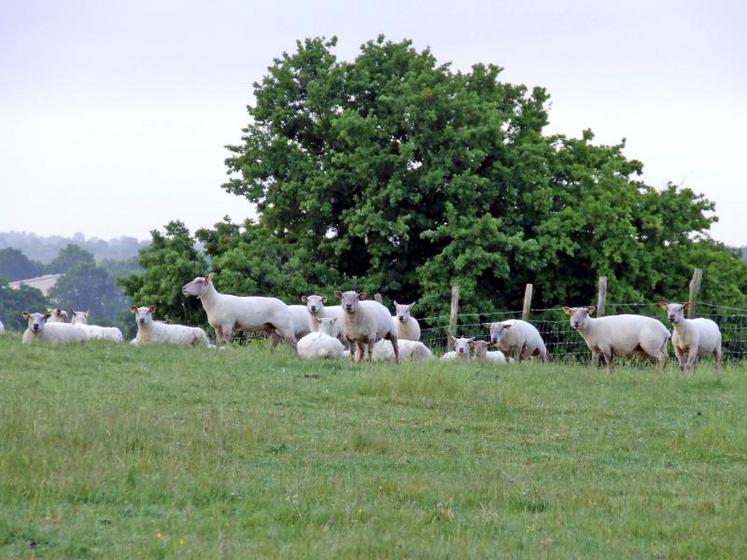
0,231 -> 148,263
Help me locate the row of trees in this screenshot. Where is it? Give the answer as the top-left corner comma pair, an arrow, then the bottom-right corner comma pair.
114,36 -> 745,324
0,231 -> 147,264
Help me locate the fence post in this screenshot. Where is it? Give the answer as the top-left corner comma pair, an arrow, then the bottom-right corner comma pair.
374,293 -> 383,304
522,284 -> 533,321
447,286 -> 459,351
688,268 -> 703,318
596,276 -> 607,317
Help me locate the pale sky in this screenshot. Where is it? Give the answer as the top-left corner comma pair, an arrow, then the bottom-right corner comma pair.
1,0 -> 745,245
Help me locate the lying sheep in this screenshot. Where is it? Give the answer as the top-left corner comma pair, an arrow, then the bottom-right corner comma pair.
563,306 -> 670,370
470,340 -> 509,364
130,306 -> 209,346
297,317 -> 345,360
22,311 -> 87,344
71,310 -> 124,342
481,320 -> 548,362
182,274 -> 296,351
392,301 -> 421,341
46,308 -> 69,323
440,336 -> 474,361
335,290 -> 399,362
371,339 -> 432,362
659,302 -> 722,370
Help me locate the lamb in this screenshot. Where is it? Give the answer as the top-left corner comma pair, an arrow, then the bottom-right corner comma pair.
46,308 -> 69,323
21,311 -> 87,344
470,340 -> 509,364
440,336 -> 474,361
371,339 -> 432,362
296,317 -> 345,360
130,306 -> 209,346
335,290 -> 399,362
288,304 -> 312,340
392,301 -> 421,341
481,319 -> 548,362
181,274 -> 296,350
70,310 -> 124,342
563,306 -> 670,370
301,295 -> 344,338
659,302 -> 722,370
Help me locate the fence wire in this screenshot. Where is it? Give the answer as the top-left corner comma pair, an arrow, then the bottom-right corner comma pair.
418,302 -> 747,363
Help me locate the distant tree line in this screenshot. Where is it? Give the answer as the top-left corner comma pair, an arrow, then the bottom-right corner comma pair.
0,231 -> 147,264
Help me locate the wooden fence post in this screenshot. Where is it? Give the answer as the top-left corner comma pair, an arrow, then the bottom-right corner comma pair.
374,293 -> 383,304
688,268 -> 703,318
522,284 -> 533,321
447,286 -> 460,351
596,276 -> 607,317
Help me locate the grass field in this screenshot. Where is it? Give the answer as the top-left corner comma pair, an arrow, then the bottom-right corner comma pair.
1,333 -> 745,558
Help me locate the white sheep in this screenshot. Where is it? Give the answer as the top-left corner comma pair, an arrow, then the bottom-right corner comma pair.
46,308 -> 69,323
22,311 -> 87,344
296,317 -> 345,360
563,306 -> 670,370
481,319 -> 548,362
335,290 -> 399,362
392,301 -> 421,341
182,274 -> 296,350
288,304 -> 312,340
470,340 -> 509,364
70,310 -> 124,342
301,295 -> 344,338
371,338 -> 432,362
659,302 -> 722,370
440,336 -> 474,361
130,306 -> 209,346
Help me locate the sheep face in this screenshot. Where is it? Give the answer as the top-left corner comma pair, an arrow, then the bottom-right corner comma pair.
335,290 -> 366,314
563,306 -> 596,330
659,302 -> 689,324
131,306 -> 156,327
182,275 -> 210,297
471,340 -> 491,358
484,322 -> 513,344
394,301 -> 414,323
71,310 -> 89,325
23,311 -> 50,333
47,308 -> 68,323
451,336 -> 474,357
303,295 -> 327,315
316,316 -> 337,336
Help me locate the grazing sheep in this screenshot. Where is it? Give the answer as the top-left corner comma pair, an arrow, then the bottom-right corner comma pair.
470,340 -> 509,364
563,306 -> 670,370
392,301 -> 421,341
182,274 -> 296,351
296,317 -> 345,360
440,336 -> 474,361
659,302 -> 722,370
71,310 -> 124,342
335,290 -> 399,362
371,339 -> 432,362
481,320 -> 548,362
21,311 -> 87,344
46,308 -> 69,323
130,306 -> 209,346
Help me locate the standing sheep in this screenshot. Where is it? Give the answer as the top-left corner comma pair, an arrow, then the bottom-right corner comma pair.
335,290 -> 399,363
21,311 -> 87,344
563,306 -> 670,370
659,302 -> 721,370
481,320 -> 548,362
392,301 -> 421,341
130,306 -> 209,346
182,274 -> 296,351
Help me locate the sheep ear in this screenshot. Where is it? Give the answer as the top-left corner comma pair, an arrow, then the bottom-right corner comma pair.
206,273 -> 214,284
301,295 -> 308,303
148,305 -> 156,314
658,301 -> 669,310
22,311 -> 30,320
481,322 -> 492,329
393,300 -> 399,307
448,334 -> 455,343
467,337 -> 475,342
587,306 -> 596,316
321,296 -> 327,304
408,302 -> 415,310
503,323 -> 512,330
130,306 -> 137,313
334,290 -> 343,298
562,307 -> 572,316
683,302 -> 691,311
358,292 -> 367,300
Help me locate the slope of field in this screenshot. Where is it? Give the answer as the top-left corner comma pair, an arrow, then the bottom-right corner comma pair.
0,334 -> 745,558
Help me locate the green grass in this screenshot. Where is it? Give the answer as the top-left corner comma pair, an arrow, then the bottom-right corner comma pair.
0,333 -> 745,558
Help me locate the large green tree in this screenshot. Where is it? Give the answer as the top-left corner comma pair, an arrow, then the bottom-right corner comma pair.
0,248 -> 44,281
0,279 -> 50,331
46,244 -> 96,275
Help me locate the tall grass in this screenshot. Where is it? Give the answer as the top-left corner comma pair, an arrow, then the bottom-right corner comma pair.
0,333 -> 745,558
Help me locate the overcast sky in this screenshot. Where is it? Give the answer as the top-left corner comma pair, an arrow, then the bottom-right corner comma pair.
1,0 -> 744,246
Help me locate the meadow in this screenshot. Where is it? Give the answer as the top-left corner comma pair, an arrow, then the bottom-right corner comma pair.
0,333 -> 745,558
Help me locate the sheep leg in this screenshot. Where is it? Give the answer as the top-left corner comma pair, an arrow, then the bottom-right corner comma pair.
713,346 -> 721,369
590,350 -> 600,368
355,341 -> 365,362
674,347 -> 687,371
366,341 -> 374,362
387,334 -> 399,364
346,337 -> 356,361
601,349 -> 614,372
686,347 -> 699,371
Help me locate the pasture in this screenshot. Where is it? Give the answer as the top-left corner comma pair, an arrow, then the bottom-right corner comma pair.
0,334 -> 745,558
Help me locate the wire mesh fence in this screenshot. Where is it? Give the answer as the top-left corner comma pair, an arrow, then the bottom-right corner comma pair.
417,301 -> 747,363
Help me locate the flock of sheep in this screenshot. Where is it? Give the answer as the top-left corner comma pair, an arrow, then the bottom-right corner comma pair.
18,273 -> 723,371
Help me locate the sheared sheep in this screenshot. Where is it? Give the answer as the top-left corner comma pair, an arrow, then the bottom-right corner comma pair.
659,302 -> 721,370
335,290 -> 399,362
22,311 -> 87,344
130,306 -> 209,346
